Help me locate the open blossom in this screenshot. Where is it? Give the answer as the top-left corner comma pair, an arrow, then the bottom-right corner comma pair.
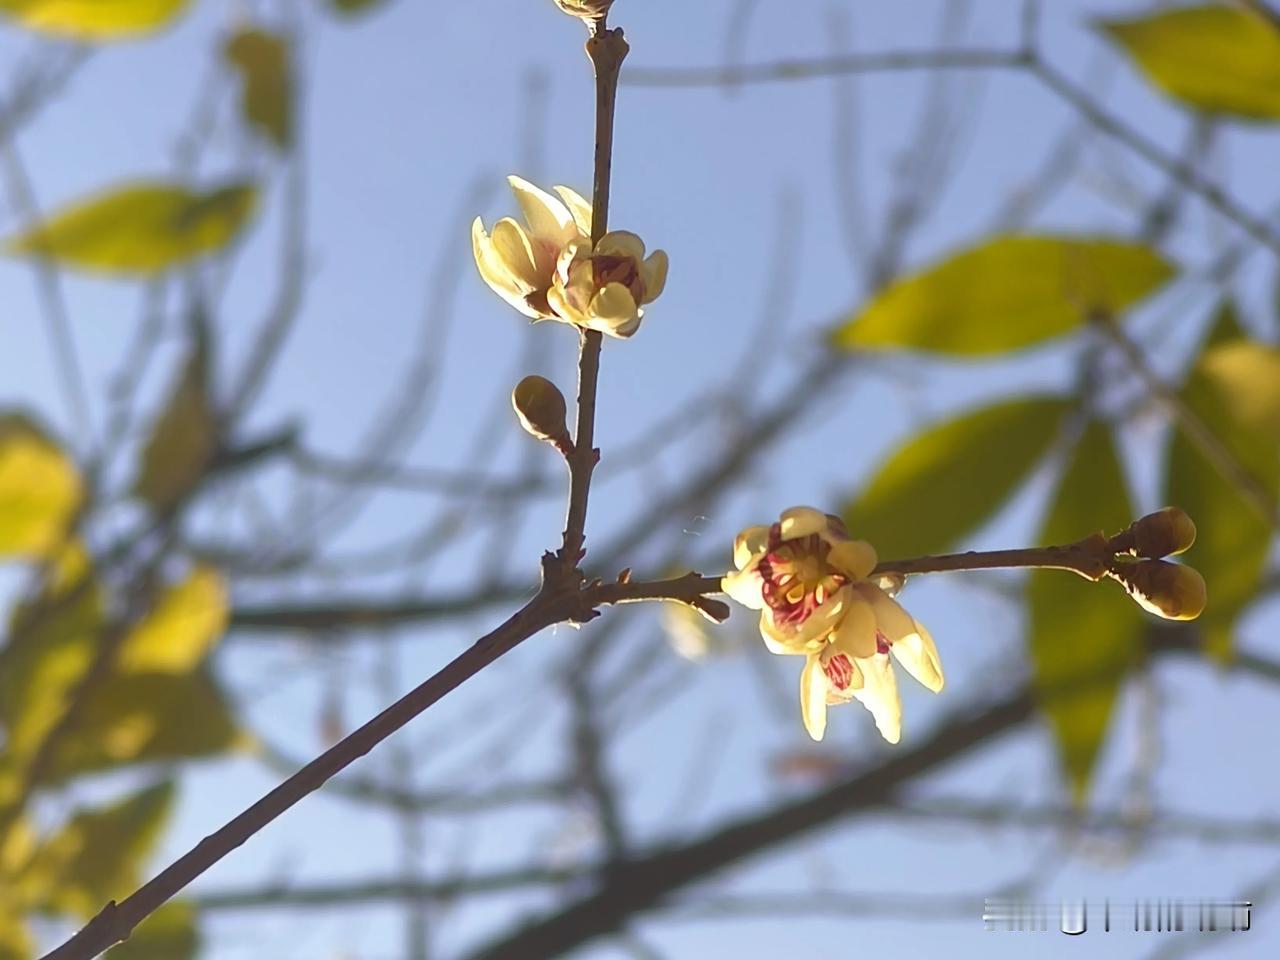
472,175 -> 668,339
723,507 -> 944,743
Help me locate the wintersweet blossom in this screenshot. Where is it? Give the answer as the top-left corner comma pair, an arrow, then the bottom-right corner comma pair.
723,507 -> 944,743
472,176 -> 668,339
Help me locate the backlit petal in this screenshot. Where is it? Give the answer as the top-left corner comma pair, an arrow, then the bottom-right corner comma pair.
554,185 -> 594,236
831,595 -> 877,659
778,506 -> 828,540
640,249 -> 669,303
890,618 -> 945,693
801,655 -> 828,741
854,582 -> 916,644
473,218 -> 541,318
547,279 -> 587,327
722,567 -> 765,610
490,218 -> 540,289
508,175 -> 575,241
588,282 -> 639,337
854,653 -> 901,744
828,539 -> 877,581
733,525 -> 771,569
597,230 -> 646,260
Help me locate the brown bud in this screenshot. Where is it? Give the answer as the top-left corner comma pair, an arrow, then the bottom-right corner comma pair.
553,0 -> 612,23
1115,560 -> 1206,621
1129,507 -> 1197,558
512,375 -> 571,452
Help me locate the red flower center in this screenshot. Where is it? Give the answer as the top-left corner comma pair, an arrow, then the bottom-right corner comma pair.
823,653 -> 855,691
757,529 -> 847,626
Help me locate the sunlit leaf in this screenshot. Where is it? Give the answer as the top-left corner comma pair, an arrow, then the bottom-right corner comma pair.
225,27 -> 293,149
832,235 -> 1175,355
1167,326 -> 1279,660
3,181 -> 258,275
39,671 -> 244,784
0,0 -> 189,40
1100,5 -> 1280,122
106,902 -> 200,960
843,395 -> 1073,557
0,413 -> 81,560
0,544 -> 103,762
1028,420 -> 1144,803
24,782 -> 173,919
118,567 -> 228,674
132,339 -> 218,511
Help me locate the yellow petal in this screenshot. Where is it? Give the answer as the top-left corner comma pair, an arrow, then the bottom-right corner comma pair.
588,282 -> 639,338
762,585 -> 850,648
507,175 -> 575,241
490,218 -> 540,289
828,538 -> 877,581
597,230 -> 646,260
854,654 -> 901,744
733,524 -> 771,570
800,654 -> 828,741
553,185 -> 594,236
547,279 -> 587,327
831,595 -> 877,659
640,249 -> 669,303
854,582 -> 915,643
721,567 -> 765,610
778,506 -> 828,540
891,618 -> 944,693
473,218 -> 540,318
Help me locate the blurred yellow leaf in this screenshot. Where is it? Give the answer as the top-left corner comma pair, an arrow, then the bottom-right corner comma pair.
1167,327 -> 1278,660
0,910 -> 31,960
0,0 -> 189,40
832,235 -> 1175,355
225,27 -> 293,149
118,567 -> 228,673
1100,5 -> 1280,122
132,340 -> 217,511
843,395 -> 1073,557
106,902 -> 200,960
0,544 -> 103,762
39,671 -> 244,785
1028,420 -> 1144,804
0,413 -> 81,560
3,181 -> 258,275
24,781 -> 173,919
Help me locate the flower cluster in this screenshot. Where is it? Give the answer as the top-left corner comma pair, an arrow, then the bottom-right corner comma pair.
724,507 -> 943,743
472,176 -> 667,339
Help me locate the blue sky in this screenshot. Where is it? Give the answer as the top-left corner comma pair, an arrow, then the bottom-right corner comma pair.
4,1 -> 1280,958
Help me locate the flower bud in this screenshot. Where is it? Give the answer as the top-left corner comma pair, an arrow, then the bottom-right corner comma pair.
553,0 -> 612,22
512,375 -> 571,452
1116,560 -> 1206,621
1130,506 -> 1197,558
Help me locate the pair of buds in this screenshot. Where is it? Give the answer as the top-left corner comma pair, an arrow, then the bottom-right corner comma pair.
1105,507 -> 1205,621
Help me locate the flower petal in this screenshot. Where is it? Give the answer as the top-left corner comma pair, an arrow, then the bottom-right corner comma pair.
853,582 -> 916,644
548,278 -> 587,327
554,185 -> 594,236
831,594 -> 877,659
508,175 -> 575,241
490,218 -> 540,289
721,567 -> 765,611
854,653 -> 901,744
733,525 -> 771,570
640,249 -> 668,303
473,218 -> 541,318
778,506 -> 828,540
597,230 -> 646,260
588,282 -> 639,338
800,654 -> 828,741
828,539 -> 877,581
891,618 -> 945,693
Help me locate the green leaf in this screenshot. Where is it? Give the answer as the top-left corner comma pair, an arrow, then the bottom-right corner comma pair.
843,395 -> 1073,558
1167,335 -> 1279,660
118,567 -> 228,674
225,27 -> 293,150
1100,5 -> 1280,122
328,0 -> 390,15
24,782 -> 173,919
132,341 -> 218,511
107,902 -> 200,960
38,671 -> 244,785
0,0 -> 189,40
3,180 -> 258,275
832,235 -> 1175,356
1028,420 -> 1145,803
0,413 -> 82,560
0,544 -> 104,763
0,910 -> 31,960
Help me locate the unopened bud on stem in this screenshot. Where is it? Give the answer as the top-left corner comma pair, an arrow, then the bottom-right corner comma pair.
1111,507 -> 1197,558
512,375 -> 572,454
1112,559 -> 1207,621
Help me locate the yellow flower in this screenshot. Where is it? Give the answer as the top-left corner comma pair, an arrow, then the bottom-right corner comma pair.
549,230 -> 668,339
723,506 -> 944,744
553,0 -> 612,21
473,176 -> 668,339
472,176 -> 589,321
